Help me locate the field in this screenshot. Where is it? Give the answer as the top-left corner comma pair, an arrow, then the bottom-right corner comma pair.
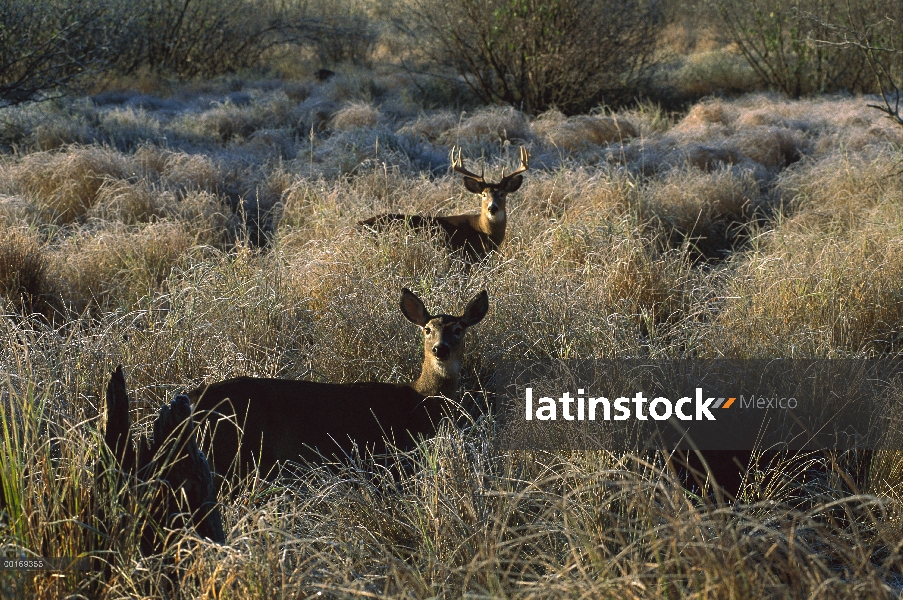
2,61 -> 903,596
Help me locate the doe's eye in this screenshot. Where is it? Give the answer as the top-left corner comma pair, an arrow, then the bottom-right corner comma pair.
424,327 -> 432,335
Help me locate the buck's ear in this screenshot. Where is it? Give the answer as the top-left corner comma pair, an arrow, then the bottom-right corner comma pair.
463,177 -> 486,194
400,288 -> 429,327
500,174 -> 523,193
460,290 -> 489,327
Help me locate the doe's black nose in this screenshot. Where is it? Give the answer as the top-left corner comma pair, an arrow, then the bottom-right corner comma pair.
432,344 -> 451,360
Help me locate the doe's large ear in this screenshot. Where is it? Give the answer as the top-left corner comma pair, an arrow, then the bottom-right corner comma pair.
400,288 -> 429,327
500,174 -> 523,194
460,290 -> 489,327
462,177 -> 486,194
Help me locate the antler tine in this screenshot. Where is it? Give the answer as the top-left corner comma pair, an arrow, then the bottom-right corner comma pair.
500,147 -> 530,183
451,145 -> 484,181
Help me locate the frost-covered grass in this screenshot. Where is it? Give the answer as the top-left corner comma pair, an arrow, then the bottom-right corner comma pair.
2,78 -> 903,597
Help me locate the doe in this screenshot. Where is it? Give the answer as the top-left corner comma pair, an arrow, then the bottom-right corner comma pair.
189,288 -> 489,477
360,147 -> 529,258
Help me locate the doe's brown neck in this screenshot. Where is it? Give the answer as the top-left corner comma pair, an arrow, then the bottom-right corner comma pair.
411,357 -> 460,397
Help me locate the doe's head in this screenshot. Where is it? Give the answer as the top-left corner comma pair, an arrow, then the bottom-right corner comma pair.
399,288 -> 488,375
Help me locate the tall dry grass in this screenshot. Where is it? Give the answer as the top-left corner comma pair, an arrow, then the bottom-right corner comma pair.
1,82 -> 903,597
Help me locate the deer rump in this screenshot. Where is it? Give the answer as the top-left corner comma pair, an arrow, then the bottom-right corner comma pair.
190,378 -> 442,477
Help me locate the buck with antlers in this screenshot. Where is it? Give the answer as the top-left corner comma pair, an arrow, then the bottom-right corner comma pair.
188,288 -> 489,478
360,146 -> 529,258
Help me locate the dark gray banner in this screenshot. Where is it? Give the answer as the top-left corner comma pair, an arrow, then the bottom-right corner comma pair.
490,360 -> 903,451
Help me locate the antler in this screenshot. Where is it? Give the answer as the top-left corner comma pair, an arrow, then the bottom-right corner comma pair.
500,146 -> 530,182
451,145 -> 484,182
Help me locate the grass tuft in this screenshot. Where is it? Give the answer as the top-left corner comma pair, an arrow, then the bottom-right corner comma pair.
533,111 -> 637,150
10,146 -> 132,224
330,102 -> 381,131
0,226 -> 52,313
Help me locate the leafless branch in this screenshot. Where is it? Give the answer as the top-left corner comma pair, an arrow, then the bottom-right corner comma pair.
806,4 -> 903,126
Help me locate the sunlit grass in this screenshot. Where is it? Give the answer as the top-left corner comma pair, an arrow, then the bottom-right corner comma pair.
1,83 -> 903,597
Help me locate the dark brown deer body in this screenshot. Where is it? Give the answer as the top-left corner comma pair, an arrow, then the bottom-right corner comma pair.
189,288 -> 489,477
360,147 -> 528,258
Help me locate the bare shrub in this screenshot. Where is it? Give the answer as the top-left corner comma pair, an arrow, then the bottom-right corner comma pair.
408,0 -> 664,114
671,48 -> 761,97
291,15 -> 379,68
0,0 -> 112,106
112,0 -> 284,80
711,0 -> 895,96
817,0 -> 903,126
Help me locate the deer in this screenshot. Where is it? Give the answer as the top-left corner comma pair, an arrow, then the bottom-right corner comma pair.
359,146 -> 529,258
95,365 -> 225,558
188,288 -> 489,478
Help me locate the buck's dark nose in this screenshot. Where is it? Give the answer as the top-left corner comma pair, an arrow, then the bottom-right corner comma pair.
432,344 -> 451,360
487,203 -> 499,215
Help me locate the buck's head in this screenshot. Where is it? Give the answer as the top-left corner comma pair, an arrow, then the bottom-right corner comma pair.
453,146 -> 529,223
400,288 -> 488,387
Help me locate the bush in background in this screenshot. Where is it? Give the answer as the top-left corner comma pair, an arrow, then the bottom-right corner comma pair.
817,0 -> 903,124
294,16 -> 378,68
111,0 -> 286,80
0,0 -> 114,106
407,0 -> 664,115
270,0 -> 392,71
711,0 -> 901,96
0,0 -> 289,103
